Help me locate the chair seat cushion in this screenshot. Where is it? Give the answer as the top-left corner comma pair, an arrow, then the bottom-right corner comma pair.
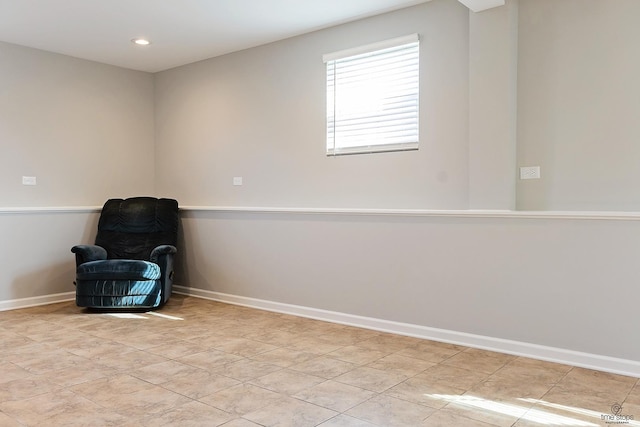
77,260 -> 161,281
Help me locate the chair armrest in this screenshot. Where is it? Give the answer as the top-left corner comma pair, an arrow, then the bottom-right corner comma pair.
150,245 -> 178,306
150,245 -> 177,264
71,245 -> 107,267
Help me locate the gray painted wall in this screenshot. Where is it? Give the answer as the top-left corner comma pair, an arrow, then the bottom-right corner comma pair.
155,1 -> 470,209
0,41 -> 155,301
1,0 -> 639,371
0,211 -> 98,302
155,0 -> 640,366
178,209 -> 640,362
468,1 -> 518,209
517,0 -> 640,210
0,41 -> 156,207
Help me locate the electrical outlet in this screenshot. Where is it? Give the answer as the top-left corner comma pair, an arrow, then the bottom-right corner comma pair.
520,166 -> 540,180
233,177 -> 243,186
22,176 -> 37,185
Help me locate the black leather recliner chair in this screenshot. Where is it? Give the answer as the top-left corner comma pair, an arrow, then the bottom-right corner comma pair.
72,197 -> 179,309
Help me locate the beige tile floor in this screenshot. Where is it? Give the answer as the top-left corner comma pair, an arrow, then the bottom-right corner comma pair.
1,294 -> 638,427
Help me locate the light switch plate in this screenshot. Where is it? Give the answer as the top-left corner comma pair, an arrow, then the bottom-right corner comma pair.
233,177 -> 243,186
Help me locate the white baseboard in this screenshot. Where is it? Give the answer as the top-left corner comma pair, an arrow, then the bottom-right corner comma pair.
0,292 -> 75,312
173,285 -> 640,378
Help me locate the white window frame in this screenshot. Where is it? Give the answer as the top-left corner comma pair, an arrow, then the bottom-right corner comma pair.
324,34 -> 420,156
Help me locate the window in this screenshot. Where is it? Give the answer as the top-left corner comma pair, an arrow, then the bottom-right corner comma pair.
324,34 -> 420,156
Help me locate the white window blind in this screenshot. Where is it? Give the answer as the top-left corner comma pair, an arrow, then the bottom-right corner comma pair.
324,34 -> 420,156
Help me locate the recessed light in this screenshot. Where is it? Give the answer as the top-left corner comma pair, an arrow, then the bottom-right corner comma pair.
131,38 -> 151,46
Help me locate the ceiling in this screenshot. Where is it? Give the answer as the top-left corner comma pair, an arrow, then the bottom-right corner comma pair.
0,0 -> 504,73
0,0 -> 439,73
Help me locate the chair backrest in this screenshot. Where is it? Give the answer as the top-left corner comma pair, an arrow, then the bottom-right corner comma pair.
95,197 -> 179,260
